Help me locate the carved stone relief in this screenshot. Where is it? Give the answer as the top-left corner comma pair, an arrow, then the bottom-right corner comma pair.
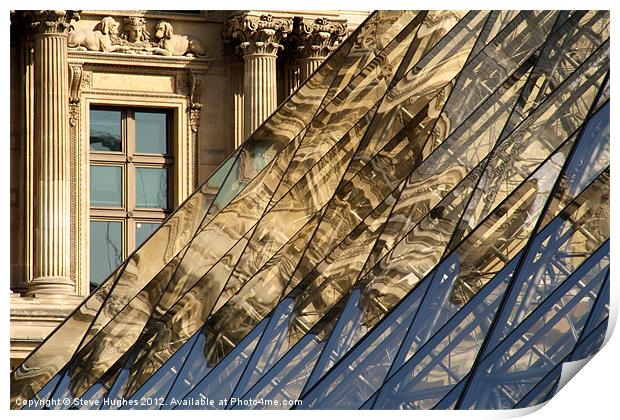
291,16 -> 348,59
224,14 -> 293,56
68,15 -> 206,57
153,21 -> 205,56
29,10 -> 80,35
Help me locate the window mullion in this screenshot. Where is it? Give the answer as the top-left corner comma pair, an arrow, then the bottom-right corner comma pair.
126,110 -> 136,255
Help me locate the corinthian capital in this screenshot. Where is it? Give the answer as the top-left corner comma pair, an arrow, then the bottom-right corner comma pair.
224,13 -> 293,56
29,10 -> 80,35
292,16 -> 348,59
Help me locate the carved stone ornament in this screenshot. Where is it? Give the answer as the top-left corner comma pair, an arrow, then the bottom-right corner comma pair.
188,69 -> 204,133
189,70 -> 204,109
28,10 -> 80,35
224,14 -> 293,56
69,64 -> 83,128
189,108 -> 201,133
67,15 -> 206,57
152,21 -> 206,56
176,74 -> 191,95
121,16 -> 151,47
68,64 -> 83,105
292,16 -> 348,59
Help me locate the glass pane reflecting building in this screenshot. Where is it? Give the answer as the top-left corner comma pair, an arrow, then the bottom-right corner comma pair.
11,10 -> 610,410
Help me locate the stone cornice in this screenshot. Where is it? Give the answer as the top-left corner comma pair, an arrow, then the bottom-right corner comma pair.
224,13 -> 293,56
28,10 -> 81,35
81,10 -> 208,22
68,49 -> 211,70
292,16 -> 348,59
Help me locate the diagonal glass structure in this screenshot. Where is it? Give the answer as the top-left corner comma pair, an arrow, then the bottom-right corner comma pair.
11,10 -> 610,410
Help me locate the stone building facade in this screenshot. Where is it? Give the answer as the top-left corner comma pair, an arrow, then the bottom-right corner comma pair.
9,9 -> 369,367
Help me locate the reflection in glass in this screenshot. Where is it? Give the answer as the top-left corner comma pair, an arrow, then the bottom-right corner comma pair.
90,109 -> 122,151
136,111 -> 168,154
11,11 -> 610,411
90,221 -> 123,288
135,222 -> 160,247
90,165 -> 123,207
136,167 -> 168,209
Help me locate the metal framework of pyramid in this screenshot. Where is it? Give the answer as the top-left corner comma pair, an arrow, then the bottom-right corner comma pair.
11,10 -> 610,410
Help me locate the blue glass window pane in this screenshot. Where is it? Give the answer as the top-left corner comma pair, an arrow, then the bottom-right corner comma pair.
74,354 -> 129,410
136,167 -> 168,209
90,221 -> 123,288
135,222 -> 159,247
570,317 -> 608,361
90,109 -> 122,151
580,273 -> 610,339
371,260 -> 513,409
459,256 -> 608,409
100,348 -> 140,410
136,111 -> 168,154
231,298 -> 296,397
123,333 -> 200,409
233,331 -> 327,409
21,370 -> 64,410
171,319 -> 268,407
561,102 -> 609,196
514,364 -> 562,408
90,165 -> 122,207
302,281 -> 430,409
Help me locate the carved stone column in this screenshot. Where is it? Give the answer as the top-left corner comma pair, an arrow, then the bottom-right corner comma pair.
292,17 -> 348,82
27,10 -> 80,296
225,14 -> 292,138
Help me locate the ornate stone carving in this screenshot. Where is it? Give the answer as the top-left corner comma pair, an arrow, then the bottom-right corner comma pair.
68,17 -> 129,53
80,70 -> 92,90
121,16 -> 150,45
67,15 -> 206,57
292,16 -> 347,59
224,14 -> 293,56
29,10 -> 80,35
187,69 -> 204,134
189,108 -> 201,134
182,68 -> 204,190
68,64 -> 83,105
225,13 -> 292,137
68,64 -> 83,128
152,21 -> 206,56
67,63 -> 85,294
189,70 -> 203,110
175,74 -> 190,95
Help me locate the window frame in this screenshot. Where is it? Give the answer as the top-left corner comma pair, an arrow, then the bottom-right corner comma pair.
88,105 -> 174,288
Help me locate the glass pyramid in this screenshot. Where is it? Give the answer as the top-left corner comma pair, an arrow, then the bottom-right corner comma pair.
11,10 -> 610,410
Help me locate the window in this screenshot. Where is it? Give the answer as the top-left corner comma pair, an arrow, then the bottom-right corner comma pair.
89,107 -> 172,290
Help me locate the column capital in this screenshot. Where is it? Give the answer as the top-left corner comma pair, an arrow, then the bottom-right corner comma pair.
224,13 -> 293,56
292,16 -> 348,59
28,10 -> 80,36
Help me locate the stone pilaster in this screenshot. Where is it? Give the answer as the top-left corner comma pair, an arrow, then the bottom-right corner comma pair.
298,57 -> 325,84
10,14 -> 35,294
225,14 -> 292,138
27,10 -> 80,296
230,62 -> 245,148
292,16 -> 348,82
283,63 -> 300,100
